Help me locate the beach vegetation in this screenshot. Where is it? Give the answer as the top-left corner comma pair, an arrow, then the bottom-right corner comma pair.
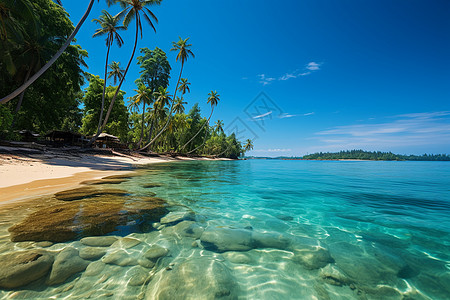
0,0 -> 250,158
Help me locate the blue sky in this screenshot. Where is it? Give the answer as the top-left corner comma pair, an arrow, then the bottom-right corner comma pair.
63,0 -> 450,156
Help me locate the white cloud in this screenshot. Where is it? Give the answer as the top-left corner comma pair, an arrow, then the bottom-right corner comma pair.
306,62 -> 321,71
252,111 -> 273,119
313,111 -> 450,151
258,74 -> 276,86
278,112 -> 315,119
257,61 -> 322,85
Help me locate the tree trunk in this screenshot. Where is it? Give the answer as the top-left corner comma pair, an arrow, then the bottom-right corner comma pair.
87,43 -> 111,146
0,0 -> 96,104
182,106 -> 214,152
139,63 -> 183,151
11,64 -> 33,129
91,11 -> 140,145
137,99 -> 146,148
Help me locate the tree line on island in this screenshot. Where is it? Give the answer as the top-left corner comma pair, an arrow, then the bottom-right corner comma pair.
247,150 -> 450,161
0,0 -> 254,158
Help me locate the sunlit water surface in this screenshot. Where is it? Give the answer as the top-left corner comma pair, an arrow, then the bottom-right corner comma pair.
0,160 -> 449,299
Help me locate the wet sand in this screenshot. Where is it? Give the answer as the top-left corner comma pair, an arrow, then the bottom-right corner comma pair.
0,146 -> 232,205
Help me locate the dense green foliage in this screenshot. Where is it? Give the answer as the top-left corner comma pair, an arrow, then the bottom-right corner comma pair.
81,75 -> 128,141
0,0 -> 248,158
0,0 -> 87,133
302,150 -> 450,161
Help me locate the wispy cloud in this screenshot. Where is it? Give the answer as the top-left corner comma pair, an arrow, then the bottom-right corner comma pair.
278,112 -> 315,119
257,61 -> 322,85
306,62 -> 320,71
258,74 -> 276,86
312,111 -> 450,152
252,111 -> 273,119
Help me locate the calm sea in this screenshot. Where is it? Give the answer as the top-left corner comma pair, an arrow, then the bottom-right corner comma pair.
1,160 -> 449,299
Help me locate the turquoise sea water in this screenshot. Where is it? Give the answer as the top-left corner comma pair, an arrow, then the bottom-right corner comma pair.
1,160 -> 449,299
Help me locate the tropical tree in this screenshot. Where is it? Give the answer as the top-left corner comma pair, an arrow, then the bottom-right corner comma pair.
244,139 -> 254,152
129,84 -> 152,147
173,97 -> 187,114
1,0 -> 87,133
95,0 -> 161,143
107,61 -> 125,84
135,47 -> 170,146
141,36 -> 194,150
178,78 -> 190,95
0,0 -> 115,104
182,90 -> 220,151
89,10 -> 126,145
214,120 -> 224,135
81,75 -> 128,141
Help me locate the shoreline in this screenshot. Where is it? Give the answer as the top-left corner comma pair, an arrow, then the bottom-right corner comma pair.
0,146 -> 231,205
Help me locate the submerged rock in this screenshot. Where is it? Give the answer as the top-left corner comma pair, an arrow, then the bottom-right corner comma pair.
79,247 -> 107,260
9,196 -> 167,242
102,174 -> 137,180
127,266 -> 149,286
0,250 -> 54,289
146,257 -> 239,299
292,247 -> 334,270
200,227 -> 253,252
81,236 -> 118,247
80,179 -> 127,185
47,247 -> 89,285
143,183 -> 163,189
111,237 -> 142,249
35,241 -> 53,248
161,221 -> 204,238
252,231 -> 291,250
84,261 -> 106,276
54,187 -> 128,201
222,251 -> 253,264
160,211 -> 195,225
102,249 -> 138,266
320,265 -> 352,287
144,245 -> 169,261
138,258 -> 156,269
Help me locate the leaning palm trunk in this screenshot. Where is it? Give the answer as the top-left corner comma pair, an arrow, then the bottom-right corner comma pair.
89,43 -> 111,146
139,64 -> 184,151
181,106 -> 214,152
90,12 -> 140,145
187,128 -> 208,154
215,141 -> 233,158
0,0 -> 96,104
137,100 -> 146,148
11,63 -> 33,128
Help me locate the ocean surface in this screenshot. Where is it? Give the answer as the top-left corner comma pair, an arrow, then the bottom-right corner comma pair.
0,160 -> 449,299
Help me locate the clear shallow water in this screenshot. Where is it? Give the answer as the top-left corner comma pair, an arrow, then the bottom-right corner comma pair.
0,160 -> 449,299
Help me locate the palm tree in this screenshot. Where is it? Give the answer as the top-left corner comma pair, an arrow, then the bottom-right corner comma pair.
0,0 -> 116,104
141,37 -> 194,150
173,97 -> 187,114
96,0 -> 161,142
244,139 -> 254,152
145,86 -> 171,149
214,120 -> 224,135
10,31 -> 61,128
178,78 -> 191,95
182,90 -> 220,152
130,84 -> 152,147
107,61 -> 125,84
89,10 -> 125,145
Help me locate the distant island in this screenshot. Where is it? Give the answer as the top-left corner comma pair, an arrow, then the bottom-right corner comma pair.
246,150 -> 450,161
